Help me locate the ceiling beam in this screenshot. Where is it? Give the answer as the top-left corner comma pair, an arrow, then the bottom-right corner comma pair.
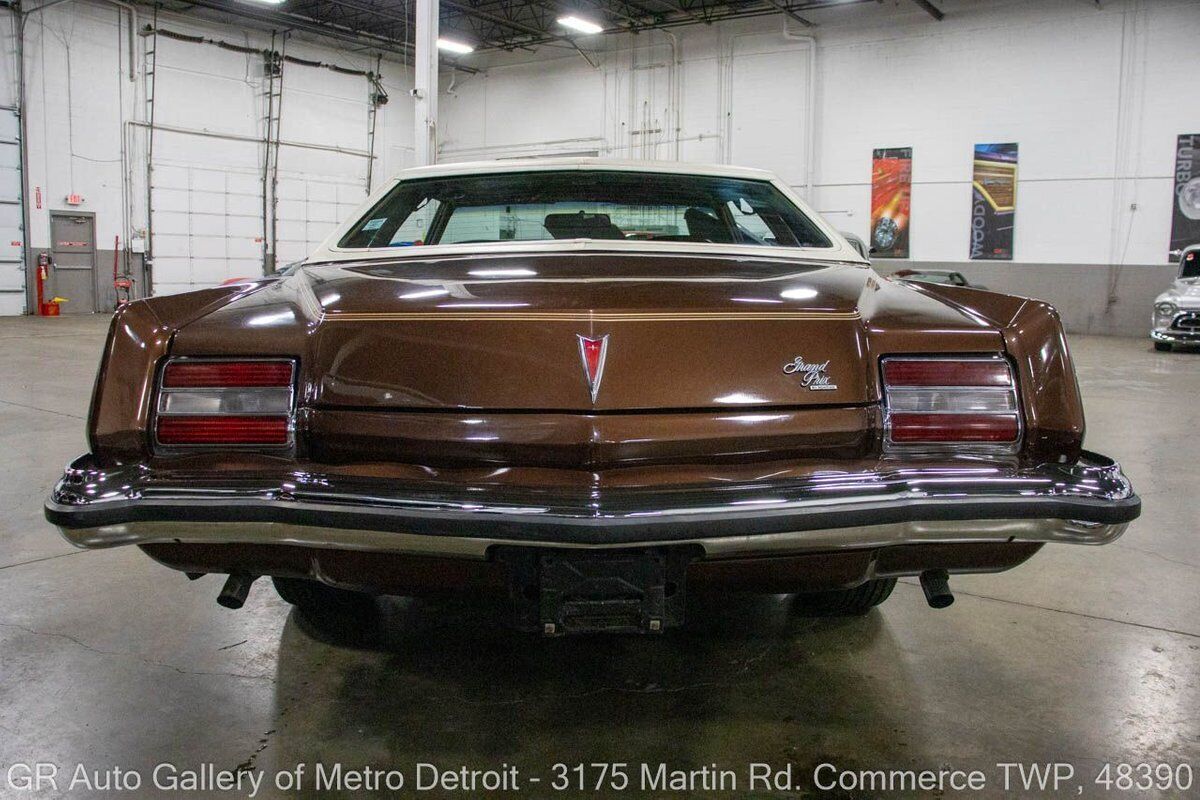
177,0 -> 413,55
761,0 -> 815,27
440,0 -> 564,41
650,0 -> 708,26
309,0 -> 410,30
472,0 -> 877,51
910,0 -> 944,20
170,0 -> 480,73
169,0 -> 906,60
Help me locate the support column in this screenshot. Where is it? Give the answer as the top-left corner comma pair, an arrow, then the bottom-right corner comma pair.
413,0 -> 438,166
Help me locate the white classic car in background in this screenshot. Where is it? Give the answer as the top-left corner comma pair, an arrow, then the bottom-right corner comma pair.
1153,244 -> 1200,351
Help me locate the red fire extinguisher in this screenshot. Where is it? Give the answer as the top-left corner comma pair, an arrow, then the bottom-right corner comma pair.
36,253 -> 66,316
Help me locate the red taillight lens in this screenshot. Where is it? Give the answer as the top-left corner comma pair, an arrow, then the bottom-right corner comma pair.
156,359 -> 295,447
162,361 -> 293,388
157,416 -> 290,445
888,413 -> 1020,443
883,357 -> 1019,448
882,359 -> 1011,387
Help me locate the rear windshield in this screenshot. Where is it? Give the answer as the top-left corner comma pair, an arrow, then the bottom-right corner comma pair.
338,170 -> 832,250
907,273 -> 957,285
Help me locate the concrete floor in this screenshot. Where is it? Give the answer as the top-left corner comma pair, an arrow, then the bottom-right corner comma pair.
0,314 -> 1197,799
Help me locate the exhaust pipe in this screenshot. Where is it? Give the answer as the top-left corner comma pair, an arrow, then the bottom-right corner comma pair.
217,573 -> 257,609
919,569 -> 954,609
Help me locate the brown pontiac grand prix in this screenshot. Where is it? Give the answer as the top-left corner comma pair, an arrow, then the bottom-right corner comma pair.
46,160 -> 1141,635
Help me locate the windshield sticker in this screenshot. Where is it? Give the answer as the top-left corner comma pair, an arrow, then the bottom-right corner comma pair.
362,218 -> 386,231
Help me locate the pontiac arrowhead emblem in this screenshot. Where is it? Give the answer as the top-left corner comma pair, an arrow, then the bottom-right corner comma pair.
577,334 -> 609,403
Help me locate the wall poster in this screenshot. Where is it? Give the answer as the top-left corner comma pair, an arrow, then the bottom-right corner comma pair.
969,142 -> 1018,261
870,147 -> 912,258
1170,134 -> 1200,260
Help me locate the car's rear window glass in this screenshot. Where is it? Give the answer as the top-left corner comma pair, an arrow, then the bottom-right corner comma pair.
338,171 -> 832,250
1182,250 -> 1199,279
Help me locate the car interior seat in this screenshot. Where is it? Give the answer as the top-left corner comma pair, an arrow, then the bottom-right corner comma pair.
543,212 -> 626,240
684,207 -> 733,243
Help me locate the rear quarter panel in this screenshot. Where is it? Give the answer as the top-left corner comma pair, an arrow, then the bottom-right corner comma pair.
899,281 -> 1085,463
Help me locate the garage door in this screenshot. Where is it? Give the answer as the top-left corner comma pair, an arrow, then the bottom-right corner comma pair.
273,65 -> 371,266
0,105 -> 23,315
274,169 -> 367,267
150,153 -> 264,293
146,35 -> 266,294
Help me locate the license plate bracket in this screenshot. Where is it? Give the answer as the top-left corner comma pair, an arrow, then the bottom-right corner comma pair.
497,547 -> 695,635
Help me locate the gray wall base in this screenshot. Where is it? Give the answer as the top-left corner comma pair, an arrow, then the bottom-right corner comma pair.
25,249 -> 147,315
874,261 -> 1174,338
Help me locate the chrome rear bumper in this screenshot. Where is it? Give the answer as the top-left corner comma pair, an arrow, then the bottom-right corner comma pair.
46,452 -> 1139,559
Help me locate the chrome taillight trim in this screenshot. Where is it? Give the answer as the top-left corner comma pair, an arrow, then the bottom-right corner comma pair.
880,354 -> 1023,456
153,357 -> 298,451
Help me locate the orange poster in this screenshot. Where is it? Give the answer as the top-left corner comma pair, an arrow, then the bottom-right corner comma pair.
870,147 -> 912,258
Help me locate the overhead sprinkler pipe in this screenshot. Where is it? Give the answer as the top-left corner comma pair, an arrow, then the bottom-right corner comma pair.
20,0 -> 137,81
781,18 -> 816,202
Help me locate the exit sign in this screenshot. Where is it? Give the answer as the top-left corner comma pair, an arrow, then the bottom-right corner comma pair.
66,194 -> 84,206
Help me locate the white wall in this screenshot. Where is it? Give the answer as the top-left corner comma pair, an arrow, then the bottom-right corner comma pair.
15,1 -> 416,304
9,0 -> 1200,332
440,0 -> 1200,272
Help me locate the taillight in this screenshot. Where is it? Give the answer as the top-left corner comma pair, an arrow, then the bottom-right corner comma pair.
157,416 -> 290,445
162,361 -> 293,388
882,356 -> 1020,449
155,359 -> 295,447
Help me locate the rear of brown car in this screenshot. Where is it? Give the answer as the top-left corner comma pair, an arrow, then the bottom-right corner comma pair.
47,165 -> 1138,634
48,253 -> 1138,633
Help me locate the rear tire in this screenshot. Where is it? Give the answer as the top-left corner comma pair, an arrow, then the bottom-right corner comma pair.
1154,341 -> 1172,352
795,578 -> 896,616
273,577 -> 377,620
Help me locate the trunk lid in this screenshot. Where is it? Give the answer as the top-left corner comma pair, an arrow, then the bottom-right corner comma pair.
172,252 -> 999,412
314,253 -> 870,411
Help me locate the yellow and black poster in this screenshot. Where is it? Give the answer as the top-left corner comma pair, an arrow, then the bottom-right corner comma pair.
969,143 -> 1018,260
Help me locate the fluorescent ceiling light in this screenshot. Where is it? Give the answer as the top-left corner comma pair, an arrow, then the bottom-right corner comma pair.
437,38 -> 475,54
469,268 -> 537,277
557,15 -> 603,34
399,288 -> 450,300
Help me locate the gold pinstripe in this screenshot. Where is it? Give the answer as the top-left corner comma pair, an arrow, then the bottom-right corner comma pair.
321,311 -> 861,323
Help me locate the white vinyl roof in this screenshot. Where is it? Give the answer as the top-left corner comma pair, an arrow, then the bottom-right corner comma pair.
393,157 -> 780,182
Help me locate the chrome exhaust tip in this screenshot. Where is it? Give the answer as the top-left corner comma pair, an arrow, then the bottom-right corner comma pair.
919,569 -> 954,609
217,573 -> 257,609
